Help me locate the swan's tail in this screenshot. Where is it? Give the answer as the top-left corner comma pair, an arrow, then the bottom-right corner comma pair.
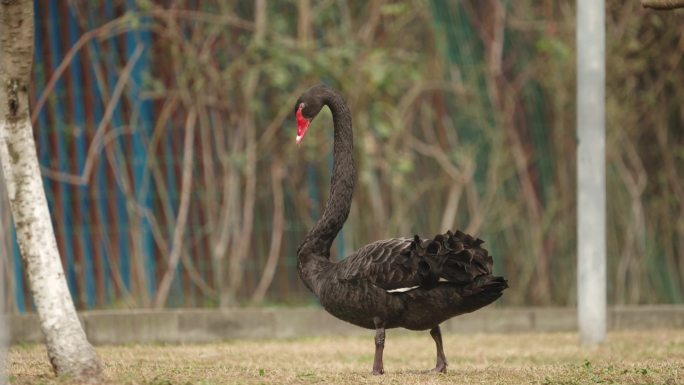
456,275 -> 508,314
411,230 -> 503,285
409,230 -> 508,311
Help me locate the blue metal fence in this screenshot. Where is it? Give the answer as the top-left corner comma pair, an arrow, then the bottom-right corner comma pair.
10,0 -> 157,311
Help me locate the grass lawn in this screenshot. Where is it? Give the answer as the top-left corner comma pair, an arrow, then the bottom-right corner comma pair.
8,329 -> 683,384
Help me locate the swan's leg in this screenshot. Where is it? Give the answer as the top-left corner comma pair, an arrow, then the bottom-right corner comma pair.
430,325 -> 448,373
372,318 -> 386,375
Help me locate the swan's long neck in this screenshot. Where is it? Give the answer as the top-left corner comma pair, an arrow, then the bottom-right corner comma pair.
297,88 -> 355,293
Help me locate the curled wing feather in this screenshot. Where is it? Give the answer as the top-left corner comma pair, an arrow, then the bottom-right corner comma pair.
334,230 -> 495,292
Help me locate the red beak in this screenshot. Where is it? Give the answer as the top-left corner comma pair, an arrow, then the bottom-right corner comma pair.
296,105 -> 310,145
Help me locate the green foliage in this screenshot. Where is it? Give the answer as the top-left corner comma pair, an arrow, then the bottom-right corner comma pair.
40,0 -> 683,307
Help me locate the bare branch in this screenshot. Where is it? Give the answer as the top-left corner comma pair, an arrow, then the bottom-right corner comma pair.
297,0 -> 311,46
641,0 -> 684,9
30,18 -> 130,124
153,108 -> 197,308
143,7 -> 254,30
251,159 -> 286,303
223,0 -> 265,307
406,136 -> 467,183
39,44 -> 144,185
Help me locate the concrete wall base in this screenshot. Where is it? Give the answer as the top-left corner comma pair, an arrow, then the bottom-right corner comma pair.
7,305 -> 684,345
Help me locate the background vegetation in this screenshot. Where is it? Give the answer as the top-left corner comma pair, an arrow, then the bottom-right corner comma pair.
0,0 -> 682,310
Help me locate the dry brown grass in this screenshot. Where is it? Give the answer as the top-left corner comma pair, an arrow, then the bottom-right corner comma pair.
8,330 -> 684,384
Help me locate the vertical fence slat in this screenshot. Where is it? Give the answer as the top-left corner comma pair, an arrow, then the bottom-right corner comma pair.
103,1 -> 132,295
10,231 -> 24,312
46,0 -> 79,305
66,3 -> 96,309
84,3 -> 115,305
125,0 -> 156,299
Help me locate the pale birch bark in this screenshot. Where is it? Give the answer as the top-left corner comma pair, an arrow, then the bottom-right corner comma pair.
1,167 -> 11,314
0,262 -> 5,385
0,193 -> 6,385
0,0 -> 102,380
0,93 -> 9,385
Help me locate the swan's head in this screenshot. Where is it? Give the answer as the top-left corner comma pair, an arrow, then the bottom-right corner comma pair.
294,86 -> 327,144
294,102 -> 310,145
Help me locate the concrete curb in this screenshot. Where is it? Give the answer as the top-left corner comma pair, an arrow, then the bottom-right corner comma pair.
8,305 -> 684,345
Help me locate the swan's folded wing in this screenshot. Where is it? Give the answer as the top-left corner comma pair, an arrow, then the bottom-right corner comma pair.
335,237 -> 423,291
335,231 -> 494,292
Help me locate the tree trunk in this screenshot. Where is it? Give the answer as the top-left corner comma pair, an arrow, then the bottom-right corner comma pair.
0,112 -> 8,385
0,0 -> 103,381
0,193 -> 6,385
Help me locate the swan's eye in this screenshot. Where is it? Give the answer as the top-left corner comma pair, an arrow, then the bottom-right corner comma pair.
296,103 -> 310,144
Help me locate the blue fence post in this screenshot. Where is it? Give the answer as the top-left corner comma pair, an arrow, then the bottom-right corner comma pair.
125,0 -> 156,298
103,1 -> 132,292
67,4 -> 96,309
46,0 -> 79,303
80,6 -> 117,304
10,229 -> 24,313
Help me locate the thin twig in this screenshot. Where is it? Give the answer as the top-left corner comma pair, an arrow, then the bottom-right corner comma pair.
251,158 -> 286,303
153,108 -> 197,308
144,98 -> 215,299
39,44 -> 144,185
406,135 -> 466,183
641,0 -> 684,9
143,8 -> 254,30
31,18 -> 130,124
224,0 -> 265,306
439,185 -> 463,231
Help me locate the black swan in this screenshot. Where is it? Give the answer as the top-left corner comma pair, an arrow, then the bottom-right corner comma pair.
294,84 -> 508,375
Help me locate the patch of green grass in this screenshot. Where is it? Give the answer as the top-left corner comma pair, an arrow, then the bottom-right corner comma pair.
8,330 -> 684,384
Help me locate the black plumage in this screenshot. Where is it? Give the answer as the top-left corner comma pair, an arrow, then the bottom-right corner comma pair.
294,84 -> 508,375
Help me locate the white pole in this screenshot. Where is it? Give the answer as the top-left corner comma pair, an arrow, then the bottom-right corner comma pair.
577,0 -> 606,345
